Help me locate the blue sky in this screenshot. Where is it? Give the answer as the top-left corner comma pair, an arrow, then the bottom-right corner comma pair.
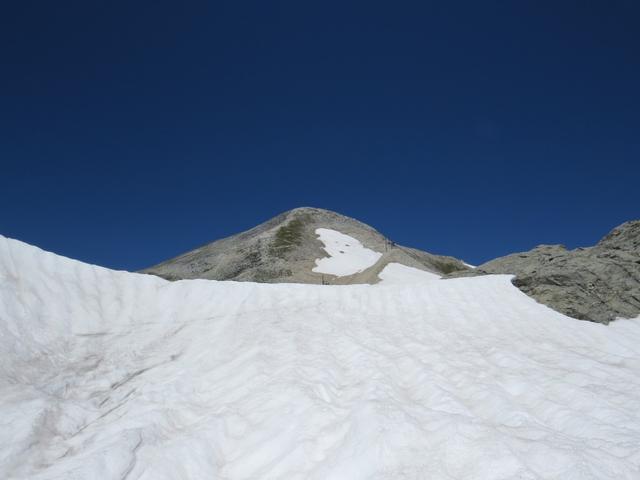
1,1 -> 639,269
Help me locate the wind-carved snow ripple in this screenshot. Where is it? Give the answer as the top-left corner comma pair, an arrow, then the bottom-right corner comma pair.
1,235 -> 640,479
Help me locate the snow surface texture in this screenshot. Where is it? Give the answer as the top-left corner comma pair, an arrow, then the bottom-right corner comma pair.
2,235 -> 640,479
312,228 -> 382,276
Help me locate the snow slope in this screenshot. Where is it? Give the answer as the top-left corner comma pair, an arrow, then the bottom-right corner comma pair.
312,228 -> 382,276
2,235 -> 640,479
378,262 -> 441,284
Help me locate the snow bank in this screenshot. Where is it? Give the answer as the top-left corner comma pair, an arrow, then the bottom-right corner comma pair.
2,234 -> 640,479
378,262 -> 441,284
312,228 -> 382,276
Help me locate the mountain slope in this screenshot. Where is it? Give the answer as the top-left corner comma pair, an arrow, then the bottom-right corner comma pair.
141,207 -> 469,284
2,236 -> 640,479
454,221 -> 640,323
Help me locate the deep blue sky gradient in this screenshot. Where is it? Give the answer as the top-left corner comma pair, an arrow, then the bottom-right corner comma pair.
1,1 -> 639,269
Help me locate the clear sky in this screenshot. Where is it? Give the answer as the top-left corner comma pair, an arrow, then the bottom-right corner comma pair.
1,1 -> 639,269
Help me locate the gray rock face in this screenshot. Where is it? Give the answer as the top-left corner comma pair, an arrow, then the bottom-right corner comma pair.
141,207 -> 469,284
453,221 -> 640,323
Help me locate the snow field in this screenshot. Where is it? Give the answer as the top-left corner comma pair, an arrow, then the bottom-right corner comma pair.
1,235 -> 640,479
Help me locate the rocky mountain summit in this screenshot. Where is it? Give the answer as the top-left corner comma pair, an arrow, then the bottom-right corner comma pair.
453,220 -> 640,324
142,207 -> 469,284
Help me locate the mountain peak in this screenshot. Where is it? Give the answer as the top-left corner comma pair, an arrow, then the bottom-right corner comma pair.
142,208 -> 468,284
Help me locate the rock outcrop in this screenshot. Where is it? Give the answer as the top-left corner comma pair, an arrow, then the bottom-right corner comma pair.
452,221 -> 640,323
142,207 -> 468,284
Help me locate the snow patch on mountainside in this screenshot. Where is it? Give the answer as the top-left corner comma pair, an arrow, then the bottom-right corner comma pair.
2,235 -> 640,479
378,262 -> 441,284
312,228 -> 382,276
